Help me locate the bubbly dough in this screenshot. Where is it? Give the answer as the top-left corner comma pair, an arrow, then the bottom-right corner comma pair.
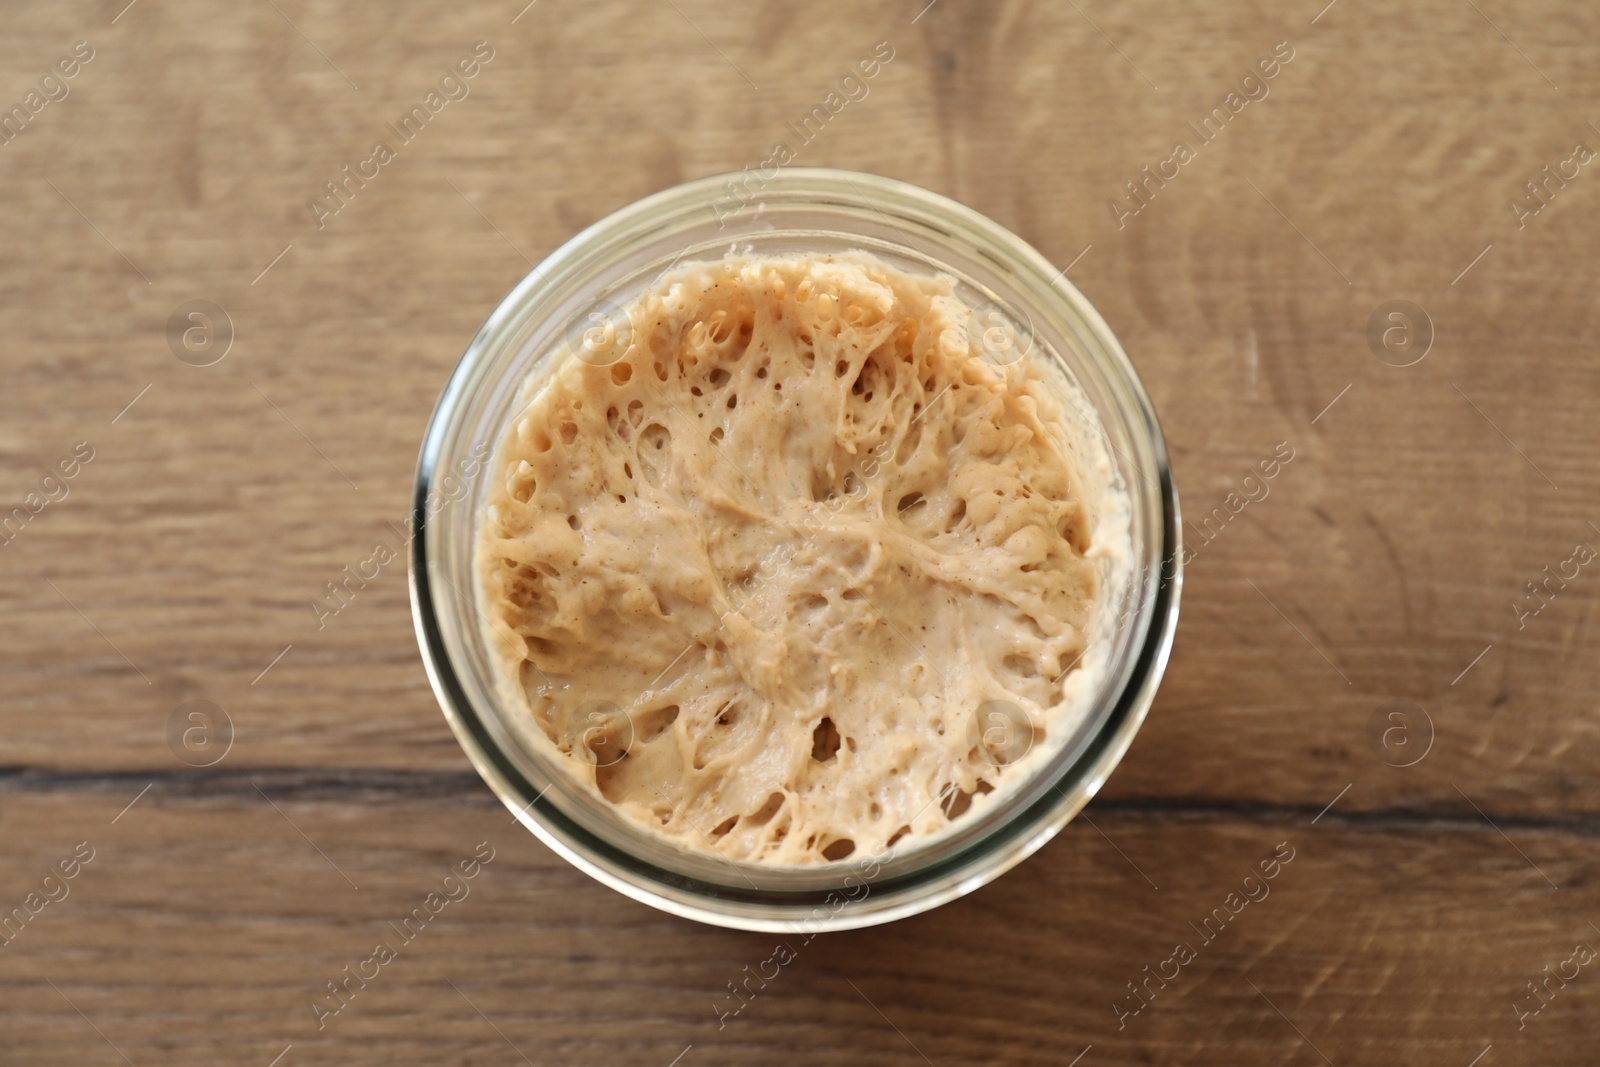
478,252 -> 1114,865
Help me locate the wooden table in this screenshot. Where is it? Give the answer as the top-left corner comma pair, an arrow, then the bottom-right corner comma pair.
3,1 -> 1597,1063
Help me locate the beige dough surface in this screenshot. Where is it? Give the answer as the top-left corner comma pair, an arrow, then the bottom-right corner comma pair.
477,252 -> 1113,865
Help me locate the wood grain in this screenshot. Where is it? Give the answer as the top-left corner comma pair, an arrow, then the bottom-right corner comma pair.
2,788 -> 1595,1066
3,0 -> 1599,1063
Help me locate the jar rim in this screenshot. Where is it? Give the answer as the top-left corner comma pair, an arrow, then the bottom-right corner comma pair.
410,167 -> 1182,931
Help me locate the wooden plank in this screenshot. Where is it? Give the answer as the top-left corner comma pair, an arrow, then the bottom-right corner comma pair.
1,788 -> 1594,1066
0,0 -> 1594,813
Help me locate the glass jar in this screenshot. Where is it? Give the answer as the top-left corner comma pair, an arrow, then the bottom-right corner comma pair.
410,168 -> 1180,931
